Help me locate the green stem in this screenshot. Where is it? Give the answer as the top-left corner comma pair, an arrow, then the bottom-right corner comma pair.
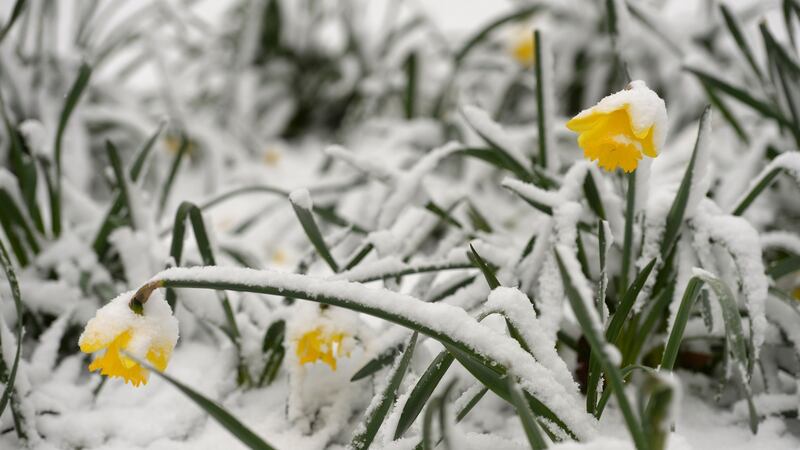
620,170 -> 636,294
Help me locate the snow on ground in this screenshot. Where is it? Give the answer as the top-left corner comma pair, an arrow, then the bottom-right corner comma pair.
15,340 -> 798,450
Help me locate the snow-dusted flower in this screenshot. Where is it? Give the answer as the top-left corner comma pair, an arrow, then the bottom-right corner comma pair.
79,292 -> 179,387
295,326 -> 348,370
566,80 -> 667,172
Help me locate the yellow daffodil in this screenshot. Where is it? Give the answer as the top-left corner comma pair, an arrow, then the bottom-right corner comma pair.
79,291 -> 179,387
511,30 -> 535,68
164,135 -> 195,156
295,326 -> 348,371
566,80 -> 667,173
271,248 -> 287,265
263,147 -> 282,166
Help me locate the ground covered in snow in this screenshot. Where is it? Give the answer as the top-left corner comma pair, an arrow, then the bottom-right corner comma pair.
2,0 -> 800,449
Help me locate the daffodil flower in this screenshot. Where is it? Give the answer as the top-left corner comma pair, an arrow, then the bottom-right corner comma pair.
566,80 -> 667,173
511,29 -> 535,68
295,326 -> 348,371
79,291 -> 179,386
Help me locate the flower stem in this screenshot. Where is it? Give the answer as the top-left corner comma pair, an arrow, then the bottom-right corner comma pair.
620,170 -> 636,295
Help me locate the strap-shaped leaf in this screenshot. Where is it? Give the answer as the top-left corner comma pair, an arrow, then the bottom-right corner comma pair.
395,351 -> 455,439
660,277 -> 703,370
607,259 -> 657,344
157,133 -> 189,218
720,5 -> 764,81
688,270 -> 758,433
508,377 -> 549,449
554,247 -> 647,449
0,240 -> 24,418
732,166 -> 782,216
52,62 -> 92,237
583,171 -> 606,220
257,320 -> 285,386
660,107 -> 711,257
136,266 -> 584,440
467,244 -> 500,289
534,29 -> 551,170
404,52 -> 418,119
0,90 -> 43,233
685,68 -> 790,126
131,356 -> 277,450
0,189 -> 39,265
641,374 -> 677,450
164,202 -> 246,384
0,0 -> 28,43
351,342 -> 403,382
290,191 -> 339,273
767,254 -> 800,279
351,333 -> 417,450
93,123 -> 165,257
104,141 -> 135,229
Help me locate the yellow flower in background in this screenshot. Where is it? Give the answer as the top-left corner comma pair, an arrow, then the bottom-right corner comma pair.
271,248 -> 287,265
566,80 -> 667,173
793,286 -> 800,301
295,327 -> 348,370
79,292 -> 179,387
511,29 -> 535,68
164,135 -> 195,156
263,147 -> 282,166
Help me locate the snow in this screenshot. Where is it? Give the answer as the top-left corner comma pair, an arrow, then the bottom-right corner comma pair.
760,231 -> 800,255
730,152 -> 800,214
326,145 -> 397,183
289,188 -> 313,210
486,287 -> 581,399
693,209 -> 768,356
502,177 -> 563,210
30,310 -> 74,383
460,105 -> 529,168
2,1 -> 799,449
333,253 -> 471,283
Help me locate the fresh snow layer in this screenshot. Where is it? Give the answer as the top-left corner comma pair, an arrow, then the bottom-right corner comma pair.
11,340 -> 798,450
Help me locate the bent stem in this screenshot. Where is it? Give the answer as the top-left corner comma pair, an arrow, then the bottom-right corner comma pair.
127,266 -> 589,441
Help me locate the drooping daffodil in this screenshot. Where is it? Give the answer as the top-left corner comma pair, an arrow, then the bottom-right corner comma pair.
566,80 -> 667,173
79,291 -> 179,387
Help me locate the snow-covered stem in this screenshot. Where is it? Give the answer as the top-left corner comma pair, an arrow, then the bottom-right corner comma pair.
131,265 -> 597,440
